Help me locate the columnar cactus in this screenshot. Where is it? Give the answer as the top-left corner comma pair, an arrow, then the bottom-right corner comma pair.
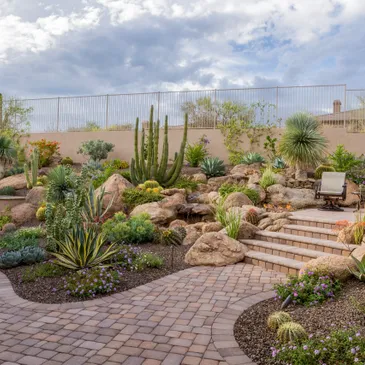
24,147 -> 39,189
130,106 -> 188,187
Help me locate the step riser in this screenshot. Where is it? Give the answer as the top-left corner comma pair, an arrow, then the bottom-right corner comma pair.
244,256 -> 300,275
289,218 -> 338,230
245,243 -> 316,263
255,233 -> 350,257
282,227 -> 337,241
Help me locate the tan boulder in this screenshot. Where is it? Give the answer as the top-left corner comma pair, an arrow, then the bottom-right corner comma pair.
266,218 -> 291,232
299,255 -> 356,282
230,163 -> 261,176
130,202 -> 176,225
183,225 -> 202,246
223,192 -> 253,210
160,188 -> 186,196
352,246 -> 365,262
208,175 -> 248,187
169,219 -> 188,229
248,173 -> 261,185
185,232 -> 248,266
208,191 -> 220,204
96,174 -> 133,212
202,222 -> 223,233
0,174 -> 27,190
10,203 -> 37,225
25,187 -> 46,207
247,183 -> 266,202
258,217 -> 274,229
191,173 -> 207,183
339,180 -> 360,207
160,193 -> 186,209
337,223 -> 357,245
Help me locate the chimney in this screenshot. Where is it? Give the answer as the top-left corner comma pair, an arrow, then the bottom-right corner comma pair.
333,99 -> 341,113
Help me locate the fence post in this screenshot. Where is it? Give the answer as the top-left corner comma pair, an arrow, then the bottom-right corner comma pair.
343,85 -> 347,129
105,94 -> 109,130
276,86 -> 280,128
56,97 -> 60,132
213,89 -> 217,129
157,92 -> 161,122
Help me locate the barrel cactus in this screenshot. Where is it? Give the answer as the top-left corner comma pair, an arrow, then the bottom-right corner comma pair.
314,164 -> 336,179
277,322 -> 307,343
245,209 -> 259,226
160,227 -> 186,246
267,311 -> 292,331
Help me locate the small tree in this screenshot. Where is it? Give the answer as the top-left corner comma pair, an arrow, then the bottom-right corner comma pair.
0,135 -> 17,178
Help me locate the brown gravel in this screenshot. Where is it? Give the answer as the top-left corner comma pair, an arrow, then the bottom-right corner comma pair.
1,243 -> 191,304
234,279 -> 365,365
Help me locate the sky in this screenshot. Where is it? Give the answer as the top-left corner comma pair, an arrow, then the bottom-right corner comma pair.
0,0 -> 365,99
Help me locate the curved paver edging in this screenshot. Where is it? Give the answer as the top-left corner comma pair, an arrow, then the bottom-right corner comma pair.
0,264 -> 285,365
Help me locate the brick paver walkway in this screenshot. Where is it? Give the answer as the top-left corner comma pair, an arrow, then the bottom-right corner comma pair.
0,264 -> 285,365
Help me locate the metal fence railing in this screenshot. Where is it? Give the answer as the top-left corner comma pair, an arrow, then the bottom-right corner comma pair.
4,84 -> 365,133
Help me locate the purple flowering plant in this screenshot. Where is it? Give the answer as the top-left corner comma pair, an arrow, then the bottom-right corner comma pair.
274,270 -> 341,306
271,325 -> 365,364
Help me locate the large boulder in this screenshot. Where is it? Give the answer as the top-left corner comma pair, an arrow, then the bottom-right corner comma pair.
160,188 -> 186,196
25,187 -> 46,207
208,175 -> 248,187
0,174 -> 27,190
169,219 -> 188,229
266,184 -> 322,209
220,221 -> 259,239
96,174 -> 133,213
202,222 -> 223,233
10,203 -> 37,225
337,223 -> 357,245
185,232 -> 248,266
299,255 -> 356,282
183,225 -> 202,246
223,192 -> 253,210
352,246 -> 365,262
160,193 -> 186,209
273,173 -> 286,186
247,184 -> 266,202
130,202 -> 176,225
230,163 -> 262,176
191,173 -> 207,183
339,180 -> 360,207
178,203 -> 213,216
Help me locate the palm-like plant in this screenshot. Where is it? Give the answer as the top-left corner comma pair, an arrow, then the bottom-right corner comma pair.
47,165 -> 77,203
0,135 -> 17,179
51,225 -> 119,270
279,112 -> 328,179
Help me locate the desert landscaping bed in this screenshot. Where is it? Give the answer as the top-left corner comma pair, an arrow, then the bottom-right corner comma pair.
234,279 -> 365,365
1,244 -> 191,304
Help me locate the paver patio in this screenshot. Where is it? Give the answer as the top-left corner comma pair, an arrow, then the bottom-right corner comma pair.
0,263 -> 285,365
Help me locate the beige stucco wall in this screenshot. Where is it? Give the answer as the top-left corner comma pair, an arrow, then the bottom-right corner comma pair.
22,127 -> 364,164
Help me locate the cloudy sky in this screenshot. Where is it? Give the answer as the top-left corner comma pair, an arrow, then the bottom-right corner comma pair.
0,0 -> 364,98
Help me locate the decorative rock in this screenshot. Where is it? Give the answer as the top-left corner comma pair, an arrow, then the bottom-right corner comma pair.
266,218 -> 291,232
25,187 -> 46,207
339,180 -> 360,207
10,203 -> 37,225
273,173 -> 286,186
96,174 -> 133,212
191,173 -> 207,183
337,223 -> 358,245
2,223 -> 16,233
248,173 -> 261,185
169,219 -> 188,228
183,225 -> 202,246
266,184 -> 323,209
247,183 -> 266,202
352,245 -> 365,262
299,255 -> 356,282
208,175 -> 248,186
160,188 -> 186,196
202,222 -> 223,233
178,203 -> 213,216
208,191 -> 220,204
195,193 -> 210,204
160,193 -> 186,209
230,163 -> 261,176
185,232 -> 248,266
258,217 -> 274,229
130,202 -> 176,225
223,192 -> 253,210
0,174 -> 27,190
237,221 -> 260,239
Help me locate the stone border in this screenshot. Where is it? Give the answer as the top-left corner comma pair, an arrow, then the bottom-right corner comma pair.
212,291 -> 276,365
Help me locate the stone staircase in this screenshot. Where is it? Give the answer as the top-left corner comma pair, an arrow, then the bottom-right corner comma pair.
242,215 -> 357,275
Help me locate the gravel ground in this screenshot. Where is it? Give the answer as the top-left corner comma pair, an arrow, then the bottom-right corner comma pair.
1,243 -> 192,304
234,279 -> 365,365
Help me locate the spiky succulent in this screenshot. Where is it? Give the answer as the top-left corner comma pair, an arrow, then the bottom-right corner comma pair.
159,227 -> 186,246
267,311 -> 292,331
240,152 -> 265,165
314,164 -> 336,179
272,156 -> 286,169
20,246 -> 46,265
143,180 -> 160,189
277,322 -> 307,343
0,251 -> 22,268
200,157 -> 225,178
245,209 -> 259,226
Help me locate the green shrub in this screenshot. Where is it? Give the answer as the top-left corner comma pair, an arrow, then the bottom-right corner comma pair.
64,267 -> 121,298
122,188 -> 164,209
185,142 -> 209,167
200,157 -> 225,178
120,171 -> 131,182
218,183 -> 260,204
0,186 -> 16,196
102,213 -> 155,244
139,253 -> 164,268
314,164 -> 336,179
22,262 -> 67,282
259,166 -> 277,189
329,144 -> 361,172
0,215 -> 11,230
172,177 -> 199,192
103,159 -> 129,170
239,152 -> 265,165
0,228 -> 43,251
29,139 -> 60,167
271,326 -> 365,364
60,157 -> 73,165
274,270 -> 341,306
77,140 -> 115,162
0,246 -> 46,268
5,165 -> 24,177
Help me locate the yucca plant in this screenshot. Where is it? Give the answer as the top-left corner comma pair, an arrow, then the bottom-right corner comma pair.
239,152 -> 265,165
82,184 -> 114,226
46,165 -> 77,203
279,112 -> 328,179
267,311 -> 292,331
51,225 -> 119,270
201,157 -> 225,178
0,135 -> 17,179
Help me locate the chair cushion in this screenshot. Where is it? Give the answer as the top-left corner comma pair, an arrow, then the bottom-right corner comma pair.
319,172 -> 346,194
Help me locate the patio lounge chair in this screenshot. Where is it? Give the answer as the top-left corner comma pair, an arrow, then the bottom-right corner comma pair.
314,172 -> 347,211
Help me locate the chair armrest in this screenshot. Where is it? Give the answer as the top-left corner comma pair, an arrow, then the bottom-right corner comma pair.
342,183 -> 347,201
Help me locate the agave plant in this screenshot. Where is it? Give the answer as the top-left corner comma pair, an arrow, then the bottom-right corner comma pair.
272,156 -> 286,169
0,135 -> 17,179
51,225 -> 119,270
279,112 -> 328,179
348,255 -> 365,281
240,152 -> 265,165
200,157 -> 225,178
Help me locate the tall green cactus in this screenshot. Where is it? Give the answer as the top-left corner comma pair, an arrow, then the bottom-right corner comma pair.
130,106 -> 188,187
24,147 -> 39,189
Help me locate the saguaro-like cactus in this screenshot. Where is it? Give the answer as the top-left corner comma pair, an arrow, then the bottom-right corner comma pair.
24,148 -> 39,189
130,105 -> 188,187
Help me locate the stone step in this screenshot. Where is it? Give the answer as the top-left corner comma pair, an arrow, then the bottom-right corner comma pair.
282,224 -> 338,241
288,215 -> 342,230
245,250 -> 303,275
242,239 -> 338,263
255,230 -> 356,257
